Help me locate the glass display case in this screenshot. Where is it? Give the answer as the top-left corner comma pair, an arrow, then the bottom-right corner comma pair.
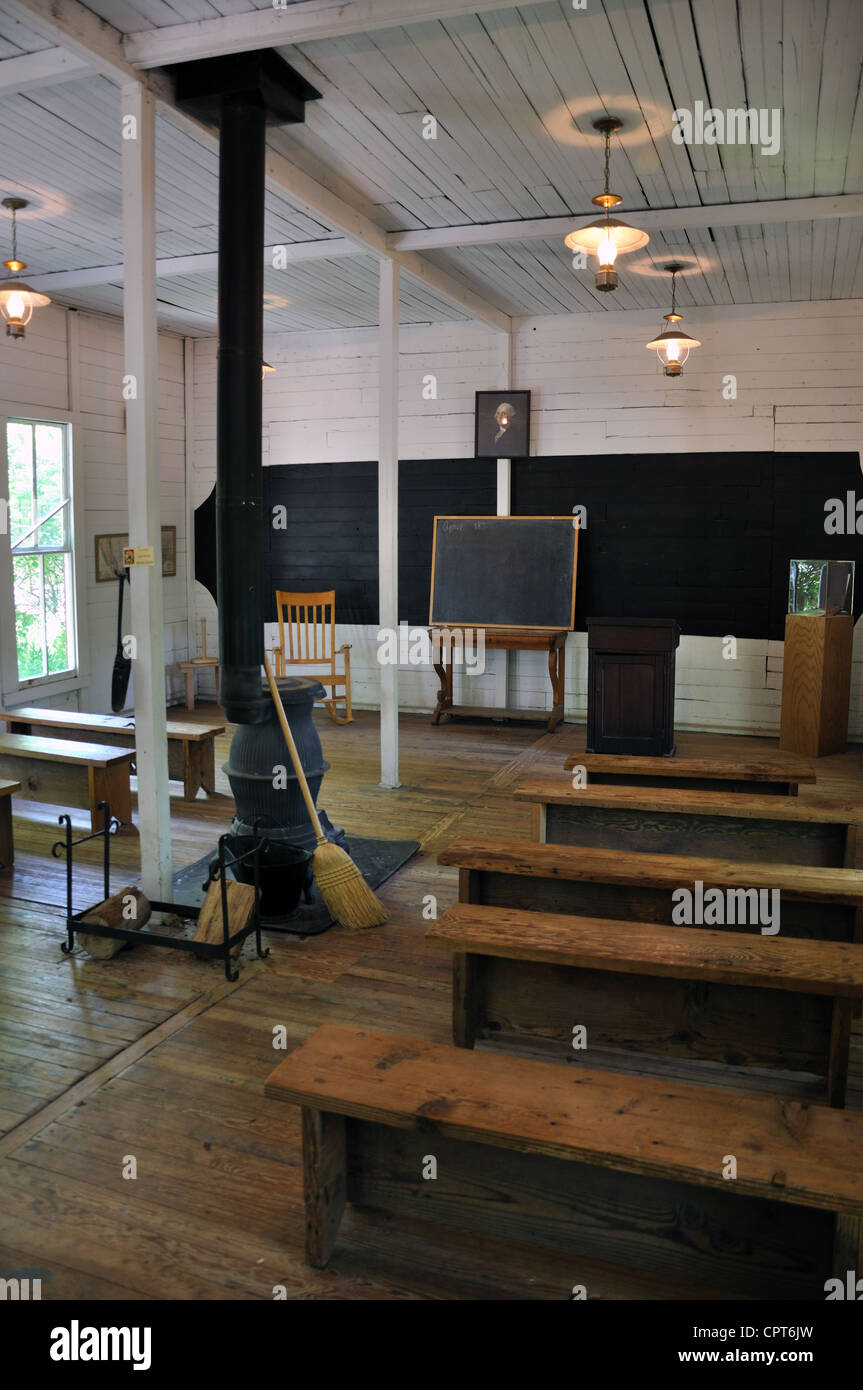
788,560 -> 854,616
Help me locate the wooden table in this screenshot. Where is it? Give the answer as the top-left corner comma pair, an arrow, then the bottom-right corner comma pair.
430,626 -> 568,732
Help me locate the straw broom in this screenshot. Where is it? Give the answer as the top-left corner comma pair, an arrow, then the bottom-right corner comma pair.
263,652 -> 388,929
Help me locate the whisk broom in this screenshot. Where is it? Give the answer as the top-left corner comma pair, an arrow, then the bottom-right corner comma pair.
263,652 -> 388,929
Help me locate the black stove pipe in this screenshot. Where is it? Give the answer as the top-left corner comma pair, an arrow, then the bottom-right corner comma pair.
216,92 -> 268,725
172,52 -> 319,724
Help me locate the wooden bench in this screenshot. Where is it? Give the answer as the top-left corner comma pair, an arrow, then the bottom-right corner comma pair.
440,837 -> 863,944
0,779 -> 20,868
562,750 -> 816,796
266,1022 -> 863,1300
0,734 -> 133,830
515,780 -> 863,867
0,707 -> 224,802
427,902 -> 863,1105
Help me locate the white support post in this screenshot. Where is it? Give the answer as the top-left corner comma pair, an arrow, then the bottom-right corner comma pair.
378,258 -> 400,789
495,329 -> 514,708
182,336 -> 197,685
122,81 -> 172,899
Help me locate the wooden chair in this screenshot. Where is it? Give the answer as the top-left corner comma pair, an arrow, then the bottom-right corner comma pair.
273,590 -> 353,724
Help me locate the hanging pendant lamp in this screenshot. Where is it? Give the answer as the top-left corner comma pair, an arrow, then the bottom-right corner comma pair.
564,118 -> 649,292
0,198 -> 50,341
646,263 -> 701,376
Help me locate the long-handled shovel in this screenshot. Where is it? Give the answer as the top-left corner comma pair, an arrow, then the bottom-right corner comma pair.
263,652 -> 387,929
111,567 -> 132,712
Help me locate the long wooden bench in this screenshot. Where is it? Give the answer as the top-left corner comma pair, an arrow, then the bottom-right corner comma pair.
440,837 -> 863,943
0,707 -> 224,802
427,902 -> 863,1105
515,780 -> 863,866
0,779 -> 20,868
266,1022 -> 863,1300
0,734 -> 133,830
562,750 -> 816,796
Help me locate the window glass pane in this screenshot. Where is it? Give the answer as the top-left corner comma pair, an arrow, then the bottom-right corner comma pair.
6,422 -> 34,545
34,424 -> 66,547
7,420 -> 76,684
44,551 -> 71,674
13,554 -> 45,680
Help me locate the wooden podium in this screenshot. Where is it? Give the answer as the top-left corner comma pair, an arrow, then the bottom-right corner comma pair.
586,618 -> 680,757
780,614 -> 854,758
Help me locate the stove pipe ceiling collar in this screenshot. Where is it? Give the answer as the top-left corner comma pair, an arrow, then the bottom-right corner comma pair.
173,52 -> 321,724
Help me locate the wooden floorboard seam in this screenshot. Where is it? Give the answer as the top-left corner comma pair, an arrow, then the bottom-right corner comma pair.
0,970 -> 260,1160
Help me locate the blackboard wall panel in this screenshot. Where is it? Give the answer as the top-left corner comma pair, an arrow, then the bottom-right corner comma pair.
251,452 -> 861,640
262,459 -> 495,626
264,461 -> 378,625
399,459 -> 496,625
512,452 -> 861,640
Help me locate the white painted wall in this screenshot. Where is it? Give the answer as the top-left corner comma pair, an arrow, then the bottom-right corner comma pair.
8,296 -> 857,739
0,303 -> 189,714
191,297 -> 863,738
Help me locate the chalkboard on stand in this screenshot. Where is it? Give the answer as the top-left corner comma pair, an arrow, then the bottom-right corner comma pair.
428,516 -> 578,731
429,516 -> 578,629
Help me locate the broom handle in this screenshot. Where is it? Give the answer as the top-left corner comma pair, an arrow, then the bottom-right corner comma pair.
263,652 -> 326,843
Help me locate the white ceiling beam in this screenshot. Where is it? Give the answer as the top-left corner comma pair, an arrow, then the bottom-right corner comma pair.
28,239 -> 359,291
0,47 -> 90,94
388,194 -> 863,252
125,0 -> 531,69
260,147 -> 511,331
389,247 -> 508,330
8,0 -> 509,332
0,0 -> 171,97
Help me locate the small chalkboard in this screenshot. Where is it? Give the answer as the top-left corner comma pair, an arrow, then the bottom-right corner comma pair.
429,516 -> 578,630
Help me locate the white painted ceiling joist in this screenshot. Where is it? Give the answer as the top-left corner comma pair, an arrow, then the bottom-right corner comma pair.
125,0 -> 534,70
0,47 -> 90,94
4,0 -> 511,333
27,239 -> 359,292
387,195 -> 863,251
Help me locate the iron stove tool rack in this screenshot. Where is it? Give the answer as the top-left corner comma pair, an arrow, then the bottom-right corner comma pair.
54,801 -> 271,980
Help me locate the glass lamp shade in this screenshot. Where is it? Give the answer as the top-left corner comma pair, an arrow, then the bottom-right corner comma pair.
564,217 -> 649,256
0,279 -> 50,338
645,326 -> 701,376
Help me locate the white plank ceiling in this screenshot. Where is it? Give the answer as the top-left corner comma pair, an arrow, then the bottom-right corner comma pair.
0,0 -> 861,332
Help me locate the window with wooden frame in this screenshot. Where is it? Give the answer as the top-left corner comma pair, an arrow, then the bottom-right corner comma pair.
5,418 -> 78,685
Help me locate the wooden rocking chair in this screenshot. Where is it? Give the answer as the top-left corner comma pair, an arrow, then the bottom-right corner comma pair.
273,590 -> 353,724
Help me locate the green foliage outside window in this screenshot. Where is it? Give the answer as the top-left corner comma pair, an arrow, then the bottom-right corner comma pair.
6,420 -> 75,683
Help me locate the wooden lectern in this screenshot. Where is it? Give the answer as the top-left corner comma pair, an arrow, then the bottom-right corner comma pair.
587,617 -> 680,757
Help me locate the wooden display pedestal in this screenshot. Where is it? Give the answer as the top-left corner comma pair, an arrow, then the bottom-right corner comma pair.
780,613 -> 854,758
586,618 -> 680,757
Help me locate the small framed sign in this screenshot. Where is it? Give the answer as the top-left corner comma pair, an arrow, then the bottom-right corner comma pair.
95,526 -> 177,581
475,389 -> 530,458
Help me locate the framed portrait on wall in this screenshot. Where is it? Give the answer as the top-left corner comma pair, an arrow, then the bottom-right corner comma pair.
475,389 -> 530,458
95,526 -> 177,581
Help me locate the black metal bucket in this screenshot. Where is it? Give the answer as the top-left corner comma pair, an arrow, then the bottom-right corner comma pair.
225,834 -> 312,919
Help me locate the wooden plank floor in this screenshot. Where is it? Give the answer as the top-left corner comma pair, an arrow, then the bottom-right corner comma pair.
1,708 -> 862,1300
